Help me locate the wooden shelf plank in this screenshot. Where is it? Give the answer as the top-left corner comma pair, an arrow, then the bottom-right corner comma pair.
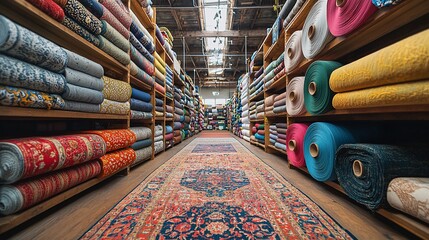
250,140 -> 266,149
165,118 -> 174,121
155,90 -> 166,97
265,75 -> 287,92
155,117 -> 165,121
249,91 -> 264,102
267,144 -> 287,155
130,75 -> 153,91
250,118 -> 264,122
155,38 -> 165,53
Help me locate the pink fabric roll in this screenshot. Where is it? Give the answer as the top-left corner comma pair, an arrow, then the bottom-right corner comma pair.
155,83 -> 165,94
286,123 -> 309,167
165,133 -> 174,141
327,0 -> 378,37
252,126 -> 257,134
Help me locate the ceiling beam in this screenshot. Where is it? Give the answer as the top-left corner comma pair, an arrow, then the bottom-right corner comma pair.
172,30 -> 266,38
155,6 -> 274,10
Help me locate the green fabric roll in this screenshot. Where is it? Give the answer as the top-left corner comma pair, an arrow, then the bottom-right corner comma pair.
304,61 -> 342,115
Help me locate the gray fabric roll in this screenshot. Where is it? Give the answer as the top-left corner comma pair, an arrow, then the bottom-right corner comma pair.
154,135 -> 163,142
64,100 -> 100,113
0,142 -> 24,184
62,83 -> 104,104
64,49 -> 103,78
273,105 -> 287,113
0,185 -> 23,215
154,140 -> 164,154
64,68 -> 104,91
134,146 -> 152,164
129,127 -> 152,141
130,110 -> 152,119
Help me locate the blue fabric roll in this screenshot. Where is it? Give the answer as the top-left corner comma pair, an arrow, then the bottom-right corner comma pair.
62,83 -> 104,104
173,122 -> 182,130
130,33 -> 154,63
0,15 -> 67,73
180,116 -> 185,122
131,88 -> 151,102
131,138 -> 153,150
0,54 -> 66,94
64,68 -> 104,91
304,122 -> 380,182
166,125 -> 173,134
270,138 -> 276,145
372,0 -> 401,7
275,142 -> 287,151
155,26 -> 165,46
269,133 -> 277,141
278,0 -> 297,20
64,100 -> 100,113
130,98 -> 153,112
78,0 -> 103,18
255,133 -> 265,140
130,21 -> 155,53
155,97 -> 163,106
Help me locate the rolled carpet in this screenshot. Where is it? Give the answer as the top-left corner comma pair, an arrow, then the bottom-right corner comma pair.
154,141 -> 164,154
304,61 -> 342,115
130,21 -> 154,54
387,178 -> 429,223
64,100 -> 100,113
102,76 -> 131,102
130,110 -> 152,119
0,134 -> 106,184
134,146 -> 152,164
0,160 -> 101,215
0,85 -> 65,110
284,30 -> 304,72
131,138 -> 152,150
335,144 -> 429,210
62,83 -> 104,104
286,123 -> 309,168
0,15 -> 67,73
129,127 -> 152,141
286,76 -> 306,116
131,88 -> 151,102
78,0 -> 103,18
26,0 -> 65,22
64,68 -> 103,91
130,98 -> 153,112
99,148 -> 135,178
330,29 -> 429,92
87,129 -> 135,152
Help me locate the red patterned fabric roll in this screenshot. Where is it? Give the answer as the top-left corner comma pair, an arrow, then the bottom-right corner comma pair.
99,0 -> 132,29
0,160 -> 101,215
0,134 -> 106,184
87,129 -> 136,152
26,0 -> 65,22
100,5 -> 130,39
99,148 -> 136,178
155,83 -> 166,94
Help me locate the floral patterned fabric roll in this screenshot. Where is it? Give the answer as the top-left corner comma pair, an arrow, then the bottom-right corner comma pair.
0,85 -> 65,110
99,36 -> 130,65
101,20 -> 130,52
129,127 -> 152,141
102,76 -> 132,102
87,129 -> 136,152
62,0 -> 104,35
99,0 -> 132,29
61,16 -> 101,47
130,45 -> 154,76
99,99 -> 130,115
0,15 -> 67,73
130,21 -> 155,53
130,33 -> 154,63
130,62 -> 154,87
99,148 -> 135,178
78,0 -> 103,18
26,0 -> 66,22
130,110 -> 152,119
134,146 -> 152,164
100,5 -> 130,39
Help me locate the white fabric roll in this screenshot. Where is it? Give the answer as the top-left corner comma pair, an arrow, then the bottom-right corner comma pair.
286,76 -> 306,116
285,30 -> 304,72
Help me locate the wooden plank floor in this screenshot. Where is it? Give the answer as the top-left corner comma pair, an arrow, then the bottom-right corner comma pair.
1,131 -> 413,239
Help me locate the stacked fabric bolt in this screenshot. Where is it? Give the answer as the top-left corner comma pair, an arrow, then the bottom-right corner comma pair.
154,125 -> 164,154
249,102 -> 256,120
274,123 -> 287,151
269,124 -> 277,145
165,125 -> 174,148
240,74 -> 251,141
130,126 -> 152,164
160,27 -> 174,48
282,0 -> 306,29
0,15 -> 66,110
165,65 -> 174,98
183,107 -> 191,138
250,51 -> 263,73
165,105 -> 174,119
249,69 -> 264,99
264,53 -> 285,90
130,88 -> 153,120
255,100 -> 265,120
174,87 -> 184,144
153,51 -> 166,94
138,0 -> 154,19
100,76 -> 131,114
273,92 -> 287,114
330,30 -> 429,110
253,123 -> 265,145
264,94 -> 277,116
155,97 -> 164,117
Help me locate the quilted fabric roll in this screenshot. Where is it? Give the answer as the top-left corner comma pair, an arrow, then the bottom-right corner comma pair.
301,0 -> 333,59
134,146 -> 152,164
130,127 -> 152,140
0,16 -> 67,73
0,85 -> 65,110
335,144 -> 429,210
64,68 -> 103,91
286,123 -> 309,168
99,36 -> 130,65
304,61 -> 342,115
304,122 -> 379,182
130,34 -> 154,63
78,0 -> 103,18
88,129 -> 135,152
387,178 -> 429,223
26,0 -> 65,21
131,139 -> 152,150
101,21 -> 130,52
61,16 -> 101,47
99,0 -> 132,29
130,110 -> 152,119
99,148 -> 135,178
60,0 -> 104,35
130,45 -> 154,76
99,99 -> 130,115
332,80 -> 429,109
330,30 -> 429,92
372,0 -> 401,7
102,76 -> 132,102
64,100 -> 100,113
130,62 -> 154,86
286,77 -> 306,116
327,0 -> 378,37
4,56 -> 67,93
62,83 -> 104,104
285,30 -> 304,72
101,5 -> 129,39
131,88 -> 151,102
130,98 -> 153,112
0,134 -> 106,184
0,160 -> 101,215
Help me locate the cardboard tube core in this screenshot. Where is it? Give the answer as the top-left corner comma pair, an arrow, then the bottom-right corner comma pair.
289,91 -> 296,102
353,160 -> 363,177
336,0 -> 346,7
309,143 -> 319,158
288,140 -> 296,151
287,48 -> 294,58
308,25 -> 315,39
309,82 -> 317,96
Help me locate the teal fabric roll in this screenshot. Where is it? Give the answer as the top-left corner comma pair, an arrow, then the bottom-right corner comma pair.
101,20 -> 130,52
131,138 -> 152,150
61,16 -> 101,47
0,85 -> 65,109
64,100 -> 100,112
0,15 -> 67,73
63,0 -> 104,35
0,54 -> 66,94
304,61 -> 342,115
62,83 -> 104,104
336,144 -> 429,210
64,68 -> 103,91
304,122 -> 380,182
255,133 -> 265,140
64,49 -> 104,78
99,36 -> 130,65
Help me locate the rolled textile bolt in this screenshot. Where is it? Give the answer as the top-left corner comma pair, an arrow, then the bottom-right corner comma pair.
308,82 -> 317,96
287,47 -> 294,58
289,91 -> 296,102
308,25 -> 316,40
310,143 -> 319,158
336,0 -> 346,7
353,160 -> 363,178
288,140 -> 297,151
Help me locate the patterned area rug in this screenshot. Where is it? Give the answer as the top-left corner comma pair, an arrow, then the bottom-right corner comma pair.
81,138 -> 355,239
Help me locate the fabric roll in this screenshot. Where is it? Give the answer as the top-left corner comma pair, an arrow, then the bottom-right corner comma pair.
166,125 -> 173,133
165,105 -> 174,113
273,99 -> 286,108
130,34 -> 154,63
154,141 -> 164,154
330,30 -> 429,93
277,138 -> 287,145
100,99 -> 130,114
173,122 -> 182,130
165,133 -> 173,141
130,62 -> 154,87
88,129 -> 135,152
173,135 -> 181,143
256,123 -> 265,130
101,21 -> 130,52
301,0 -> 333,59
283,0 -> 306,28
269,133 -> 278,141
129,127 -> 151,141
0,85 -> 65,110
275,142 -> 287,151
155,68 -> 165,81
0,134 -> 106,184
26,0 -> 65,21
62,83 -> 104,104
304,122 -> 380,182
130,98 -> 153,112
61,16 -> 101,47
78,0 -> 103,18
276,123 -> 287,129
155,83 -> 165,94
155,98 -> 163,106
332,80 -> 429,110
64,68 -> 103,91
0,16 -> 67,73
102,76 -> 131,102
61,0 -> 104,35
286,76 -> 306,116
100,5 -> 129,39
0,54 -> 66,94
134,146 -> 152,164
130,21 -> 154,53
257,130 -> 265,135
336,144 -> 429,210
130,10 -> 153,42
286,123 -> 309,168
131,88 -> 151,102
304,61 -> 342,115
131,139 -> 152,150
99,148 -> 135,178
277,133 -> 287,140
130,45 -> 154,76
387,178 -> 429,223
175,108 -> 184,115
154,135 -> 163,142
327,0 -> 378,37
278,0 -> 297,20
64,100 -> 100,113
155,59 -> 166,75
174,130 -> 181,137
255,133 -> 265,140
130,110 -> 152,119
285,30 -> 304,72
372,0 -> 401,7
0,160 -> 101,215
273,105 -> 287,114
265,95 -> 277,108
277,128 -> 287,134
155,26 -> 165,46
99,36 -> 130,65
98,0 -> 132,29
155,106 -> 164,112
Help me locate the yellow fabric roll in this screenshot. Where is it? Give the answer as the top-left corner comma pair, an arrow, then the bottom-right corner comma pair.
100,99 -> 130,114
332,80 -> 429,109
330,30 -> 429,93
154,52 -> 166,67
155,59 -> 166,75
155,68 -> 165,81
102,76 -> 132,103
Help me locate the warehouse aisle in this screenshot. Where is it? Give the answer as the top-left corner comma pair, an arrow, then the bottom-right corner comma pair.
2,132 -> 411,240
